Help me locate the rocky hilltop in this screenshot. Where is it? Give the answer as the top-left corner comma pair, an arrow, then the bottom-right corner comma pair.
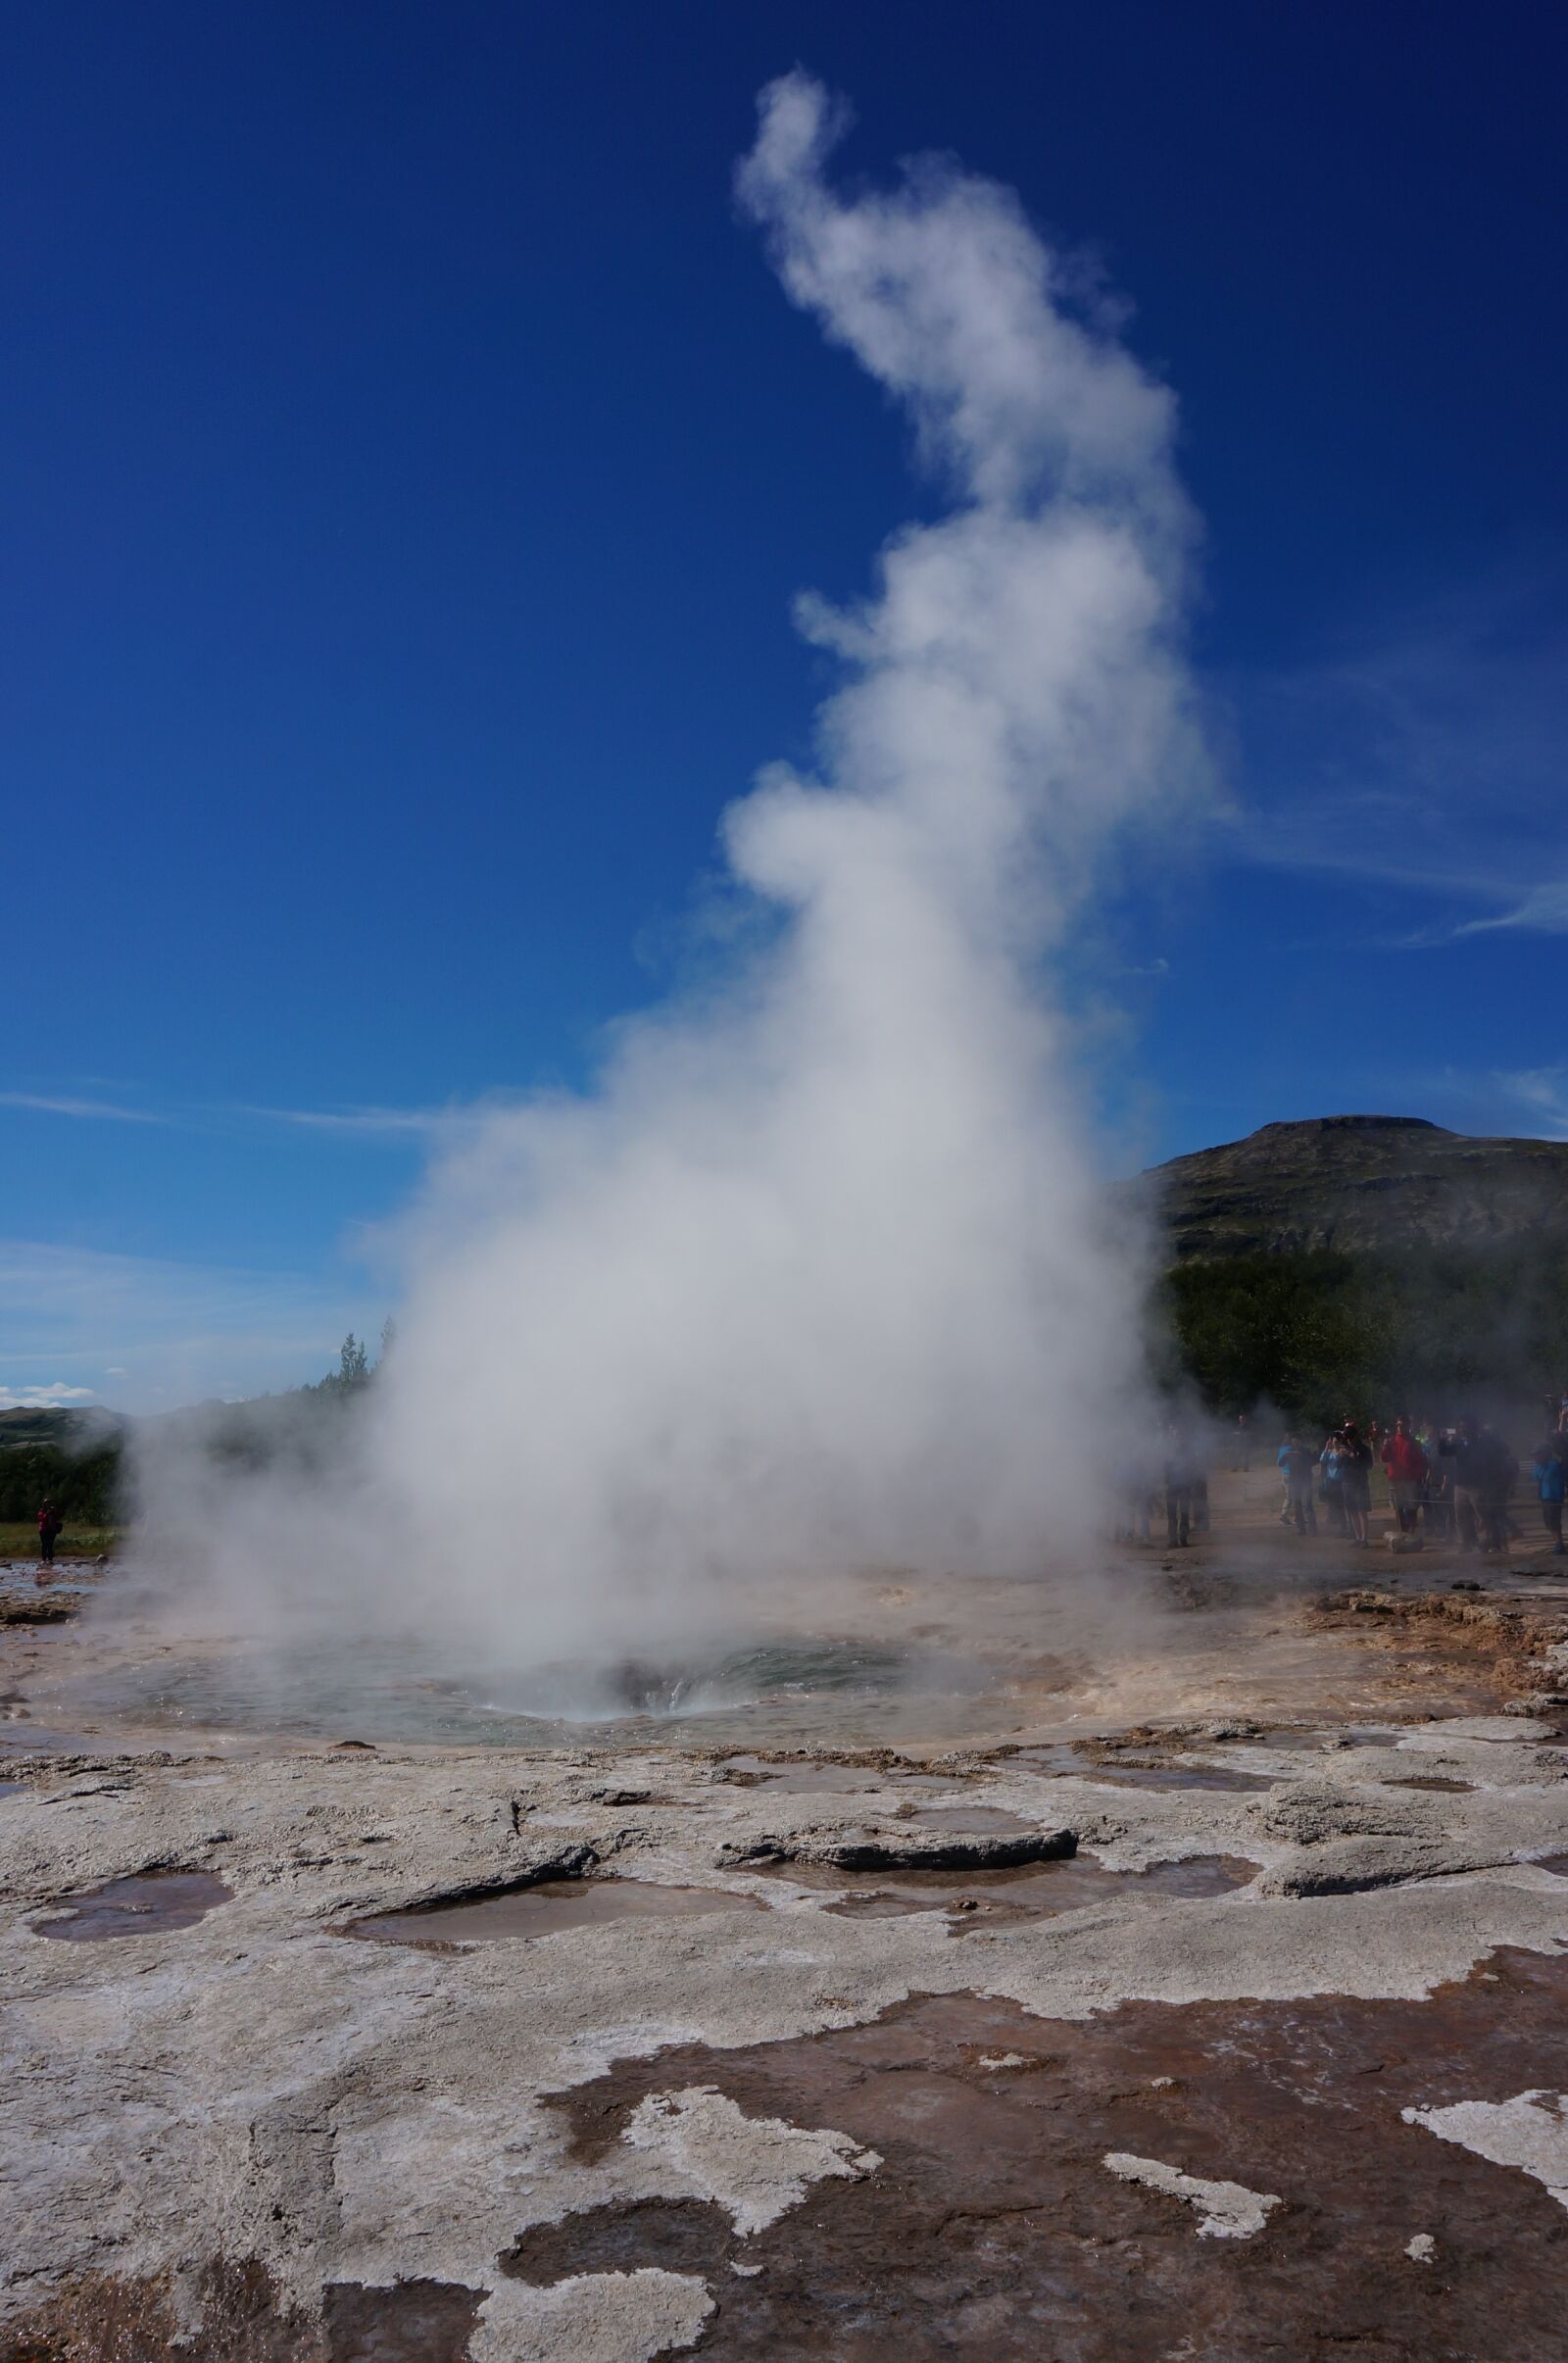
1147,1114 -> 1568,1260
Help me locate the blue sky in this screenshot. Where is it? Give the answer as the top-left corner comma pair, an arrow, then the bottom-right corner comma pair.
4,1 -> 1565,1410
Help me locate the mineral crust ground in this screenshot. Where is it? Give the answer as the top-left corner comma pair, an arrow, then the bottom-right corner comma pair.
6,1478 -> 1568,2360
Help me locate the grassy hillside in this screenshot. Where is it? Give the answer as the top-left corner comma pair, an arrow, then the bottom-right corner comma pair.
0,1426 -> 122,1525
1146,1119 -> 1568,1420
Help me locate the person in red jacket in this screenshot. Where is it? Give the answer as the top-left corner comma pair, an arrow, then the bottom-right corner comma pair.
36,1499 -> 63,1566
1380,1417 -> 1429,1535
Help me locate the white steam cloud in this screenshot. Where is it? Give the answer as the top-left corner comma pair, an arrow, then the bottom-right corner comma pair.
134,75 -> 1204,1666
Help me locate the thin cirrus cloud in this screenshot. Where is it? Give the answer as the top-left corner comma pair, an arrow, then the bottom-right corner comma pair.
237,1103 -> 458,1139
0,1091 -> 463,1141
0,1091 -> 171,1123
1449,882 -> 1568,939
1227,568 -> 1568,945
1494,1066 -> 1568,1138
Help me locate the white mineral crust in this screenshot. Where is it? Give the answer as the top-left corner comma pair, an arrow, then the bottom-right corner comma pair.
1402,2091 -> 1568,2210
621,2086 -> 881,2235
1102,2151 -> 1281,2239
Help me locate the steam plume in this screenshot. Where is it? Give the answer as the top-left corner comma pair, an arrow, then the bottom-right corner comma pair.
135,75 -> 1204,1664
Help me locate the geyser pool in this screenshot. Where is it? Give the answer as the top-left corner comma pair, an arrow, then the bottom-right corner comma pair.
45,1630 -> 997,1749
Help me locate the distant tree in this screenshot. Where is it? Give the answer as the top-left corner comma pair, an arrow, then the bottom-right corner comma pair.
301,1322 -> 392,1399
378,1315 -> 397,1364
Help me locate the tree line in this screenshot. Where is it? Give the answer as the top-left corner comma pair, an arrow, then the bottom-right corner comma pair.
1160,1244 -> 1568,1427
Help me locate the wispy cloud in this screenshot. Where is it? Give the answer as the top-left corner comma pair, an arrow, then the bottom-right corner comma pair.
1226,566 -> 1568,946
1451,882 -> 1568,939
1494,1066 -> 1568,1137
239,1104 -> 457,1139
0,1380 -> 99,1409
0,1090 -> 469,1142
0,1092 -> 168,1124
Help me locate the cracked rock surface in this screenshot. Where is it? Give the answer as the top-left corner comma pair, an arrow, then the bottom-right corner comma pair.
8,1596 -> 1568,2357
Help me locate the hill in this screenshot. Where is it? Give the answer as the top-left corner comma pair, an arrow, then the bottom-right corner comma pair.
0,1406 -> 124,1448
1145,1115 -> 1568,1262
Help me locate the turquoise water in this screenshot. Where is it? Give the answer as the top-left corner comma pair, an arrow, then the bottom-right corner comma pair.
49,1631 -> 994,1748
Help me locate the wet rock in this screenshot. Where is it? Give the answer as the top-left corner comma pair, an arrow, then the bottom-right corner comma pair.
713,1835 -> 791,1866
714,1822 -> 1076,1873
0,1596 -> 75,1626
505,2196 -> 731,2286
807,1825 -> 1075,1874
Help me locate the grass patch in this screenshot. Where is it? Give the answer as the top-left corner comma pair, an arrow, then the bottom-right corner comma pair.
0,1521 -> 119,1560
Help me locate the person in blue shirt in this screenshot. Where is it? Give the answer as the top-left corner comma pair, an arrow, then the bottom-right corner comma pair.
1318,1434 -> 1348,1537
1532,1431 -> 1566,1556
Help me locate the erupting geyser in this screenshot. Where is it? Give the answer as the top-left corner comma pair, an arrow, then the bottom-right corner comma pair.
131,73 -> 1208,1672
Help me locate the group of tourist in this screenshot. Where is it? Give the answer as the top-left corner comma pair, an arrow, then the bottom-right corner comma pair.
1272,1403 -> 1568,1558
1118,1397 -> 1568,1558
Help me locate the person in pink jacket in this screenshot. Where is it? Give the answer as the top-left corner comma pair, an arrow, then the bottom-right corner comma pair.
36,1499 -> 63,1566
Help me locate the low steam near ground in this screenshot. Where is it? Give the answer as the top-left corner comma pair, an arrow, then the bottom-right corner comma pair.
128,74 -> 1211,1675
